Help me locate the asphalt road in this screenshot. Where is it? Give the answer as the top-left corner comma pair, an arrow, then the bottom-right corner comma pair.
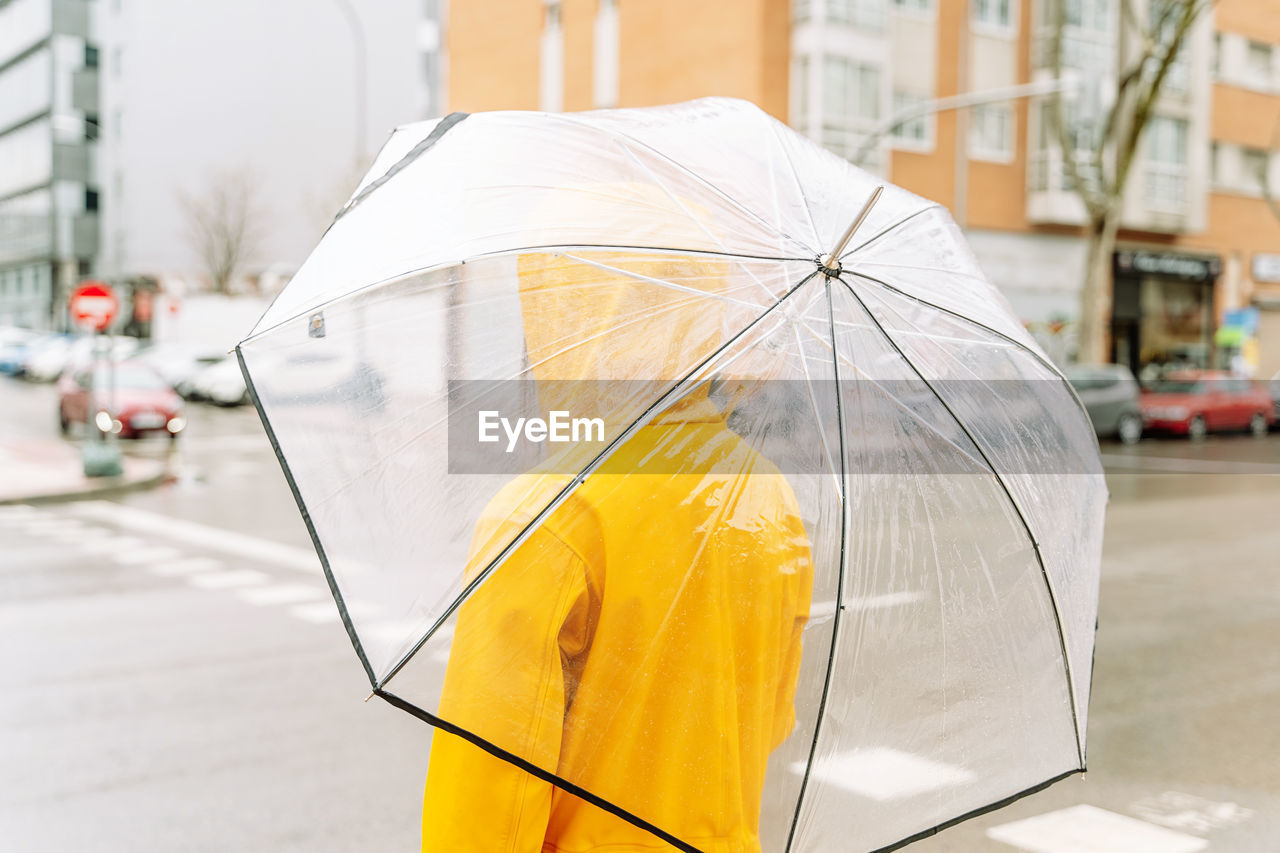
1,377 -> 1278,851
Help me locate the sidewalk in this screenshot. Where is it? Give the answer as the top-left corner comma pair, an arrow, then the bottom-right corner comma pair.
0,438 -> 171,505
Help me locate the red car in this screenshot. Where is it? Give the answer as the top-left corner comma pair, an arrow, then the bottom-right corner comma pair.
58,360 -> 186,439
1140,370 -> 1274,439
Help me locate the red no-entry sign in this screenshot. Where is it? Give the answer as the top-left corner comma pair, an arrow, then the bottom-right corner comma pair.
69,281 -> 119,332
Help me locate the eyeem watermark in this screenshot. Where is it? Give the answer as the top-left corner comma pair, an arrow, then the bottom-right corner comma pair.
478,410 -> 605,453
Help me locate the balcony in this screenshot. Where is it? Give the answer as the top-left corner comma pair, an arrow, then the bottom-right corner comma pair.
72,212 -> 98,258
72,67 -> 98,114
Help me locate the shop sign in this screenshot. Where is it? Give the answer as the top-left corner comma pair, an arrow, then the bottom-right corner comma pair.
1114,250 -> 1220,280
1251,253 -> 1280,283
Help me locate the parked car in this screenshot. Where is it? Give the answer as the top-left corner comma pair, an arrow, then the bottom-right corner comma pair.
135,344 -> 226,393
57,360 -> 185,439
26,335 -> 138,382
0,327 -> 39,376
1139,370 -> 1274,439
1063,364 -> 1143,445
186,355 -> 249,406
1270,370 -> 1280,430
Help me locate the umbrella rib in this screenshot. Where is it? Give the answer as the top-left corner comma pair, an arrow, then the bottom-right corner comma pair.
791,320 -> 994,472
843,269 -> 1098,441
834,276 -> 1086,768
559,253 -> 769,310
245,244 -> 809,343
611,144 -> 791,305
379,270 -> 825,688
234,346 -> 378,685
555,111 -> 816,257
768,121 -> 823,250
838,203 -> 941,262
789,324 -> 842,495
784,277 -> 851,853
376,690 -> 704,853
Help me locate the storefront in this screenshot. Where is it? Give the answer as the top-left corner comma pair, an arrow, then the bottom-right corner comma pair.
1111,249 -> 1221,380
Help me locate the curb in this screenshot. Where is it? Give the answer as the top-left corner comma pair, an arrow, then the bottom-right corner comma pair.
0,466 -> 173,507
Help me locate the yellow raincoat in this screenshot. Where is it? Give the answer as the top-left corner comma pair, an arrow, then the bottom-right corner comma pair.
422,209 -> 814,852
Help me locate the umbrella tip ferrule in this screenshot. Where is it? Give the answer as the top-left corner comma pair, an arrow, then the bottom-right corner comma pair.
820,185 -> 885,273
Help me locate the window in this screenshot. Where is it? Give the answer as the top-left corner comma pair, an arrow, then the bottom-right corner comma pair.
84,188 -> 99,212
826,0 -> 885,30
84,113 -> 100,142
970,103 -> 1013,160
593,0 -> 619,108
1211,33 -> 1221,77
794,0 -> 812,22
823,57 -> 879,123
1242,148 -> 1269,192
1144,116 -> 1188,211
84,44 -> 99,68
889,92 -> 931,149
973,0 -> 1013,30
1245,40 -> 1273,88
891,0 -> 930,12
539,1 -> 563,112
792,55 -> 811,131
821,57 -> 880,164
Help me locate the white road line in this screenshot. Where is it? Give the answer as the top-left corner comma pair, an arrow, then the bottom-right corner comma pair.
290,602 -> 340,624
111,546 -> 184,565
791,748 -> 973,801
187,569 -> 270,589
987,804 -> 1209,853
80,536 -> 147,554
238,584 -> 326,606
70,501 -> 322,574
147,557 -> 224,576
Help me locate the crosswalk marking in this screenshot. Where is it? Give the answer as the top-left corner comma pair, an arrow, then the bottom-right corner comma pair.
187,569 -> 270,589
147,557 -> 224,576
239,584 -> 326,606
80,536 -> 147,554
112,546 -> 184,565
792,747 -> 974,801
70,501 -> 323,573
290,602 -> 340,624
987,804 -> 1209,853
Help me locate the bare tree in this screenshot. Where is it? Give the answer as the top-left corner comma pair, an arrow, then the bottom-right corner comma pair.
1048,0 -> 1213,363
179,169 -> 268,294
1262,113 -> 1280,222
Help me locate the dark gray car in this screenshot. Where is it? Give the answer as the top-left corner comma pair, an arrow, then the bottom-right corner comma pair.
1065,364 -> 1144,445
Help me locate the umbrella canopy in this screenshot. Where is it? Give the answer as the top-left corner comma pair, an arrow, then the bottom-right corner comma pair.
237,98 -> 1104,853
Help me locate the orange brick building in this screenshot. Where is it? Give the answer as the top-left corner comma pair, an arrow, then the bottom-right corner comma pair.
443,0 -> 1280,376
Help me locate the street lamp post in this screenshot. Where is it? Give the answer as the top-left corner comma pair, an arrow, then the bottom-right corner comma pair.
331,0 -> 368,165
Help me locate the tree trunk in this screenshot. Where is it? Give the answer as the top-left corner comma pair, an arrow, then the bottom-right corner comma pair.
1075,212 -> 1120,365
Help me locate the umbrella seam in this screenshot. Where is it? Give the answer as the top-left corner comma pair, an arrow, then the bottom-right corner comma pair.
842,268 -> 1101,452
767,121 -> 823,251
377,269 -> 824,689
838,204 -> 942,262
834,276 -> 1086,768
244,245 -> 811,344
552,111 -> 816,257
783,277 -> 851,853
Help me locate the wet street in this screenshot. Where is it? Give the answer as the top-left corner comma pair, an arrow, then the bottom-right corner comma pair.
2,377 -> 1279,851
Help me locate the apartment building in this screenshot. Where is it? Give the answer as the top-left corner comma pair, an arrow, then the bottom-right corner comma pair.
445,0 -> 1280,375
0,0 -> 99,329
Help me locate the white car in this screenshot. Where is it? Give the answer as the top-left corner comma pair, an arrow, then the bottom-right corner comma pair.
188,356 -> 249,406
26,335 -> 138,382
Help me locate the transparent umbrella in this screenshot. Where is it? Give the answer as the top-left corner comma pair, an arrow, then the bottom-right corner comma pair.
237,98 -> 1104,853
